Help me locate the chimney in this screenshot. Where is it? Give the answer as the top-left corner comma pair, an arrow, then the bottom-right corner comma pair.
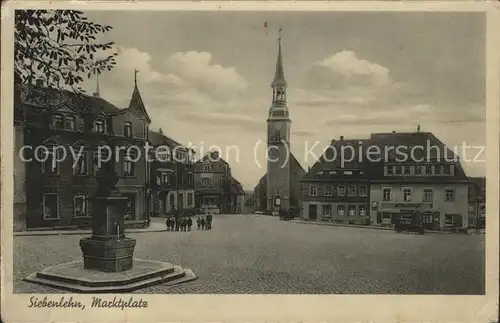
158,128 -> 163,135
330,139 -> 335,145
417,124 -> 421,133
340,136 -> 344,140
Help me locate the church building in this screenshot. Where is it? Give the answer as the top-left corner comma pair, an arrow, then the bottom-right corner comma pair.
253,31 -> 305,214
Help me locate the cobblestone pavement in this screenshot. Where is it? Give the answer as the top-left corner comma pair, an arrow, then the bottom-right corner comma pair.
14,215 -> 485,294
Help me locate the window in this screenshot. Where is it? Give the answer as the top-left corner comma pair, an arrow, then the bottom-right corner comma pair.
42,149 -> 59,174
43,193 -> 59,219
386,166 -> 394,175
203,164 -> 212,172
359,185 -> 368,197
188,173 -> 194,185
425,164 -> 433,174
423,213 -> 433,224
123,151 -> 136,177
187,192 -> 193,206
309,186 -> 317,196
337,205 -> 345,216
322,204 -> 332,217
449,165 -> 454,175
382,188 -> 392,201
415,165 -> 422,175
348,205 -> 356,216
94,119 -> 105,133
93,150 -> 109,176
468,205 -> 474,214
161,172 -> 170,185
439,165 -> 445,175
156,147 -> 171,162
52,115 -> 64,129
402,166 -> 410,175
359,206 -> 367,217
73,195 -> 88,217
402,187 -> 412,202
479,205 -> 485,216
445,188 -> 455,201
337,185 -> 345,197
394,166 -> 401,175
324,185 -> 333,196
73,152 -> 88,175
423,188 -> 433,202
64,116 -> 75,130
343,170 -> 353,175
124,121 -> 132,138
275,131 -> 281,142
443,164 -> 451,175
328,171 -> 337,175
409,166 -> 415,175
202,178 -> 212,187
348,185 -> 357,197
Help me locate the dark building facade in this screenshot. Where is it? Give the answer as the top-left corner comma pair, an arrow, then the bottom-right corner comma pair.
193,151 -> 244,214
301,137 -> 370,224
148,128 -> 195,217
468,176 -> 486,229
15,76 -> 151,230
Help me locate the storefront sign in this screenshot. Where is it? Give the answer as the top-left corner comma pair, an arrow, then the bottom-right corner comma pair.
381,202 -> 433,209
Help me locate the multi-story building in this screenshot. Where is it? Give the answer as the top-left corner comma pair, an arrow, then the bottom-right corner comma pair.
193,151 -> 244,214
15,74 -> 151,229
468,176 -> 486,229
301,137 -> 370,224
148,128 -> 195,217
368,130 -> 470,231
231,178 -> 246,213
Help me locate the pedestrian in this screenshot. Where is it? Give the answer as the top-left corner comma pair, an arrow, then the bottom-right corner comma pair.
175,217 -> 179,232
166,217 -> 170,231
187,217 -> 193,231
206,212 -> 212,230
182,217 -> 187,232
196,216 -> 201,230
200,217 -> 206,230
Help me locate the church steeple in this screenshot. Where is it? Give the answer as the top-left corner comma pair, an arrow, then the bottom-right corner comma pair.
271,27 -> 287,104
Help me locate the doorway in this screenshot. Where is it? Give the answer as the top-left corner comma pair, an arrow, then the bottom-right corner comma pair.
309,204 -> 318,221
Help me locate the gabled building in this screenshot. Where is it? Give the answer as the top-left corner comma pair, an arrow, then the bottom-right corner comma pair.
301,137 -> 370,224
148,128 -> 195,217
15,74 -> 151,229
468,176 -> 486,229
253,33 -> 306,214
193,151 -> 244,214
368,130 -> 470,230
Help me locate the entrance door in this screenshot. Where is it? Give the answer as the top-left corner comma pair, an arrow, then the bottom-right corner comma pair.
309,204 -> 318,221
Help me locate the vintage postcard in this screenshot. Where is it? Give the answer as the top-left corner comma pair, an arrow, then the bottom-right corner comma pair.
1,1 -> 499,322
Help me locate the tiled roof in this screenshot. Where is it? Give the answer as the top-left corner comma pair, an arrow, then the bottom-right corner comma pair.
303,138 -> 370,180
148,129 -> 184,149
231,177 -> 245,195
19,84 -> 122,115
302,132 -> 469,182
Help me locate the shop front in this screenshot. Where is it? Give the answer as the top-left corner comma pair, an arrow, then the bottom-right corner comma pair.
372,201 -> 438,229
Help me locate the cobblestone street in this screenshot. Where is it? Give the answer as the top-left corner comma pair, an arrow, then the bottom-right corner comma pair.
14,215 -> 485,294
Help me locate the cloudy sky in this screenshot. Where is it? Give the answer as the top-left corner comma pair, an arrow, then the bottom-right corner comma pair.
82,11 -> 486,190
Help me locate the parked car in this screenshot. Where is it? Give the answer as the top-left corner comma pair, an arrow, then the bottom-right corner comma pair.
395,212 -> 424,235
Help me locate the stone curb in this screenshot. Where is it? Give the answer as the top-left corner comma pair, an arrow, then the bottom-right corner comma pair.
288,220 -> 463,235
14,227 -> 167,237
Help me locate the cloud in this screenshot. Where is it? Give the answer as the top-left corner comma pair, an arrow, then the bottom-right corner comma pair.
165,51 -> 248,102
304,50 -> 391,90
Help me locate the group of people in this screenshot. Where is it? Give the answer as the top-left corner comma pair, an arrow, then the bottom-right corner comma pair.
165,212 -> 213,231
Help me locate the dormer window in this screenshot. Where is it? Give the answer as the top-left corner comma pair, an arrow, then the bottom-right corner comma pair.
203,164 -> 212,172
52,115 -> 64,129
64,116 -> 75,130
94,119 -> 105,133
124,121 -> 132,138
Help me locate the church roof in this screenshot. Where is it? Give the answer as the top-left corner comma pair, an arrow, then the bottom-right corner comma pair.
271,39 -> 287,88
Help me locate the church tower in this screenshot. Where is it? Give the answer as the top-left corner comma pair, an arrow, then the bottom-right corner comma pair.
266,29 -> 292,212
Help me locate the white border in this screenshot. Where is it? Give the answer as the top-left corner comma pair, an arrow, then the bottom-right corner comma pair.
1,2 -> 499,323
